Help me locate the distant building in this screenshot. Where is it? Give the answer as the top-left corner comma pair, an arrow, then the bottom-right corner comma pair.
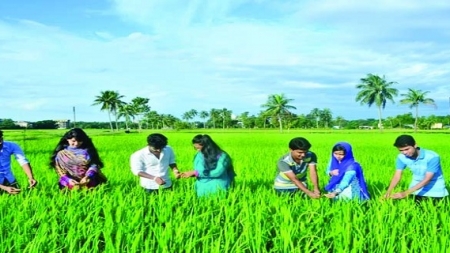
55,119 -> 70,129
431,123 -> 443,129
359,126 -> 373,130
15,121 -> 31,128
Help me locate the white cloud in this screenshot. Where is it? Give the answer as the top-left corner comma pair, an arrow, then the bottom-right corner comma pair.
0,0 -> 449,122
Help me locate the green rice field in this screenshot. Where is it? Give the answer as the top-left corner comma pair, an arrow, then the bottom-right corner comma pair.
1,129 -> 450,253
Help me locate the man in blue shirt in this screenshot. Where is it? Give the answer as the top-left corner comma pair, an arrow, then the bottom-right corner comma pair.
0,130 -> 37,194
385,134 -> 448,202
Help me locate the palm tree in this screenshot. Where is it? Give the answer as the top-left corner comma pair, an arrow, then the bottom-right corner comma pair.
188,109 -> 198,128
145,111 -> 160,129
130,97 -> 150,132
161,114 -> 178,129
199,111 -> 209,128
92,90 -> 125,131
355,74 -> 398,131
182,111 -> 193,125
118,103 -> 137,131
261,94 -> 296,132
320,108 -> 333,128
309,108 -> 321,128
209,108 -> 221,129
400,88 -> 436,132
335,116 -> 344,129
238,111 -> 250,128
221,108 -> 232,129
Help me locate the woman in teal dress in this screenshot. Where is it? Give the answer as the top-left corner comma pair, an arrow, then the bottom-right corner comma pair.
181,134 -> 236,197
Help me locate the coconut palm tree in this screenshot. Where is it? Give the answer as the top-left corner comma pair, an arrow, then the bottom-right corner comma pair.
309,108 -> 321,128
92,90 -> 125,131
334,116 -> 344,129
320,108 -> 333,128
261,94 -> 296,132
145,111 -> 160,129
182,111 -> 193,125
221,108 -> 232,129
199,111 -> 209,128
118,103 -> 137,131
160,114 -> 178,129
400,88 -> 436,132
355,74 -> 398,131
130,97 -> 150,132
209,108 -> 221,129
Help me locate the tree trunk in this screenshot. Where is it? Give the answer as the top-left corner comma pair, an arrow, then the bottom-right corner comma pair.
278,115 -> 283,133
107,111 -> 113,131
414,106 -> 419,133
377,106 -> 383,132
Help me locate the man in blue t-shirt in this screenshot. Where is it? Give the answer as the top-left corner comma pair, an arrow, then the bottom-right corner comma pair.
385,134 -> 448,202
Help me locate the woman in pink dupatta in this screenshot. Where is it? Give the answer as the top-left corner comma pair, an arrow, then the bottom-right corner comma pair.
50,128 -> 107,189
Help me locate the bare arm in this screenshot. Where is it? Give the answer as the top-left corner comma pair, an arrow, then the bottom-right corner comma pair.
137,171 -> 165,185
308,164 -> 320,194
21,163 -> 37,188
0,184 -> 21,194
284,171 -> 320,198
391,172 -> 434,199
169,163 -> 181,178
385,170 -> 403,198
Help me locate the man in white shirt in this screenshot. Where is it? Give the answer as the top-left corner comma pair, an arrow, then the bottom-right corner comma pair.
130,133 -> 180,192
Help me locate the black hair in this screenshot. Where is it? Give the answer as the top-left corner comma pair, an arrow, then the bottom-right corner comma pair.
332,144 -> 346,154
0,129 -> 3,137
393,134 -> 416,148
50,128 -> 104,169
289,137 -> 312,150
147,133 -> 168,149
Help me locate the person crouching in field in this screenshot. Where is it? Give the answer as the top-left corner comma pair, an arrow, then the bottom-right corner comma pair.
384,134 -> 448,203
180,134 -> 236,197
0,129 -> 37,194
50,128 -> 107,190
130,133 -> 181,193
323,142 -> 370,201
273,137 -> 320,198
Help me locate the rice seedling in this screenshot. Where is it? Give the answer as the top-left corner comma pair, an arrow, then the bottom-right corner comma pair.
1,129 -> 449,252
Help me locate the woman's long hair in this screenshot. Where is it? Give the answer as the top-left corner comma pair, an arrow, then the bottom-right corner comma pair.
50,128 -> 104,169
192,134 -> 235,178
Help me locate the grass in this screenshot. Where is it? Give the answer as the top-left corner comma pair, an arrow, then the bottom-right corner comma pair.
1,129 -> 449,252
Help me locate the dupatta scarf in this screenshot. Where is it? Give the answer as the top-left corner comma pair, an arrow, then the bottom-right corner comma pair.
55,147 -> 92,180
324,142 -> 370,199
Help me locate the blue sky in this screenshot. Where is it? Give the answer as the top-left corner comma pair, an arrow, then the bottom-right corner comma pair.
1,0 -> 449,122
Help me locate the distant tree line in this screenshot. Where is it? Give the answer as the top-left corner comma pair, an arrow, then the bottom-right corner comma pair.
87,74 -> 446,132
1,112 -> 448,131
1,74 -> 447,131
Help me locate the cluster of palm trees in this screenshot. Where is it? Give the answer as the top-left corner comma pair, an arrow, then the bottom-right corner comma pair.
260,74 -> 436,132
182,108 -> 233,129
92,91 -> 150,131
355,74 -> 436,132
92,74 -> 436,132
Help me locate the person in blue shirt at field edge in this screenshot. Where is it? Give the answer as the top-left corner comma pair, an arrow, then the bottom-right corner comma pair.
0,129 -> 37,194
273,137 -> 320,198
384,134 -> 449,202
